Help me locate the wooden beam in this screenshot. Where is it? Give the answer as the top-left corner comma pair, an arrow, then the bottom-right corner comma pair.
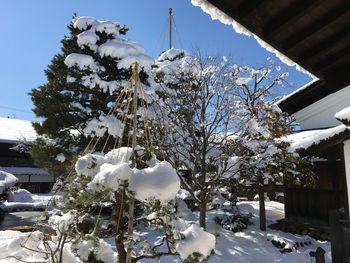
206,0 -> 241,20
238,0 -> 266,21
263,0 -> 323,39
313,46 -> 350,74
283,3 -> 350,51
299,28 -> 350,63
207,0 -> 267,29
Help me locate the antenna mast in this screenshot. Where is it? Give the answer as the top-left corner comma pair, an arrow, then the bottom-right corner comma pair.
169,8 -> 173,49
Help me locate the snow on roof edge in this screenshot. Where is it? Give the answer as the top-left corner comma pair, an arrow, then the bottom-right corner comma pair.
276,78 -> 319,106
283,124 -> 349,152
191,0 -> 318,80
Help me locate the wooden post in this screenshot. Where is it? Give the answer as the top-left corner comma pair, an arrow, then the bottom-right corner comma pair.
309,247 -> 325,263
169,8 -> 173,49
126,63 -> 139,263
329,209 -> 343,263
315,247 -> 325,263
258,177 -> 266,231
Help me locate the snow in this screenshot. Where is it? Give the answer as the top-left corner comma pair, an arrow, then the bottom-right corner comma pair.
0,230 -> 117,263
64,53 -> 96,70
191,0 -> 317,79
98,39 -> 144,58
176,224 -> 216,261
73,239 -> 117,263
176,189 -> 192,200
70,16 -> 153,75
95,21 -> 120,35
105,147 -> 133,165
98,39 -> 153,70
129,161 -> 181,202
1,192 -> 62,212
48,210 -> 78,232
77,31 -> 99,50
0,201 -> 331,263
284,124 -> 348,151
0,117 -> 37,143
55,153 -> 66,162
7,189 -> 33,203
0,171 -> 18,194
75,149 -> 180,203
75,153 -> 107,177
0,167 -> 48,176
157,48 -> 187,62
335,106 -> 350,123
83,115 -> 124,138
73,16 -> 97,30
177,199 -> 194,219
88,163 -> 133,192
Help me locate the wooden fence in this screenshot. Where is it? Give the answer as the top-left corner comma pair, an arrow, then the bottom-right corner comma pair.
285,189 -> 343,222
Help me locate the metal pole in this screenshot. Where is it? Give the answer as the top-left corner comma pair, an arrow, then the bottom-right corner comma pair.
126,63 -> 138,263
169,8 -> 172,49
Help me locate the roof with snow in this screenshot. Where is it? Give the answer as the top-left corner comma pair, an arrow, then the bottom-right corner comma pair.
192,0 -> 350,114
284,124 -> 350,157
0,117 -> 36,144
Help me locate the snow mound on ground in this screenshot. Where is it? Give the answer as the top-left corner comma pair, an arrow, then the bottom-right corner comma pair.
176,224 -> 215,261
129,161 -> 181,202
176,199 -> 194,219
8,189 -> 33,203
0,170 -> 18,194
0,229 -> 117,263
73,239 -> 117,263
88,163 -> 133,191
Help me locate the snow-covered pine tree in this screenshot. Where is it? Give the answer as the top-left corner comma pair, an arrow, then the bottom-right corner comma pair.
27,17 -> 216,263
30,15 -> 153,179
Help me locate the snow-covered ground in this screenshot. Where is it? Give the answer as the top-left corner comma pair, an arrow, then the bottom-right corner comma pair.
136,201 -> 331,263
1,192 -> 59,212
0,200 -> 331,262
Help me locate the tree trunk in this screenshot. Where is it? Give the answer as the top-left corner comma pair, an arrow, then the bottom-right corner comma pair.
258,183 -> 266,231
115,191 -> 127,263
199,200 -> 207,229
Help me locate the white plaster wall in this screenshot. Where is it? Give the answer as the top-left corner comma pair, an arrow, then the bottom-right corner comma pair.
293,84 -> 350,130
342,139 -> 350,216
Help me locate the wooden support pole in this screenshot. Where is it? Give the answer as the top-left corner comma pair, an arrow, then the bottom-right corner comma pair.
126,63 -> 139,263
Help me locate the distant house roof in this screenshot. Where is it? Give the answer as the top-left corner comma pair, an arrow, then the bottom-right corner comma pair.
0,117 -> 37,144
0,167 -> 48,176
193,0 -> 350,114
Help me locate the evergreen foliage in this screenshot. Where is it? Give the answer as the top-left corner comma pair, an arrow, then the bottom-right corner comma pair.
29,15 -> 150,179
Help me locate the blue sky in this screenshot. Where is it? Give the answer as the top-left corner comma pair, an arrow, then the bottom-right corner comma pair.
0,0 -> 312,121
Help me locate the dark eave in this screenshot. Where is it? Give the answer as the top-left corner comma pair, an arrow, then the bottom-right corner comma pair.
298,128 -> 350,158
206,0 -> 350,114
